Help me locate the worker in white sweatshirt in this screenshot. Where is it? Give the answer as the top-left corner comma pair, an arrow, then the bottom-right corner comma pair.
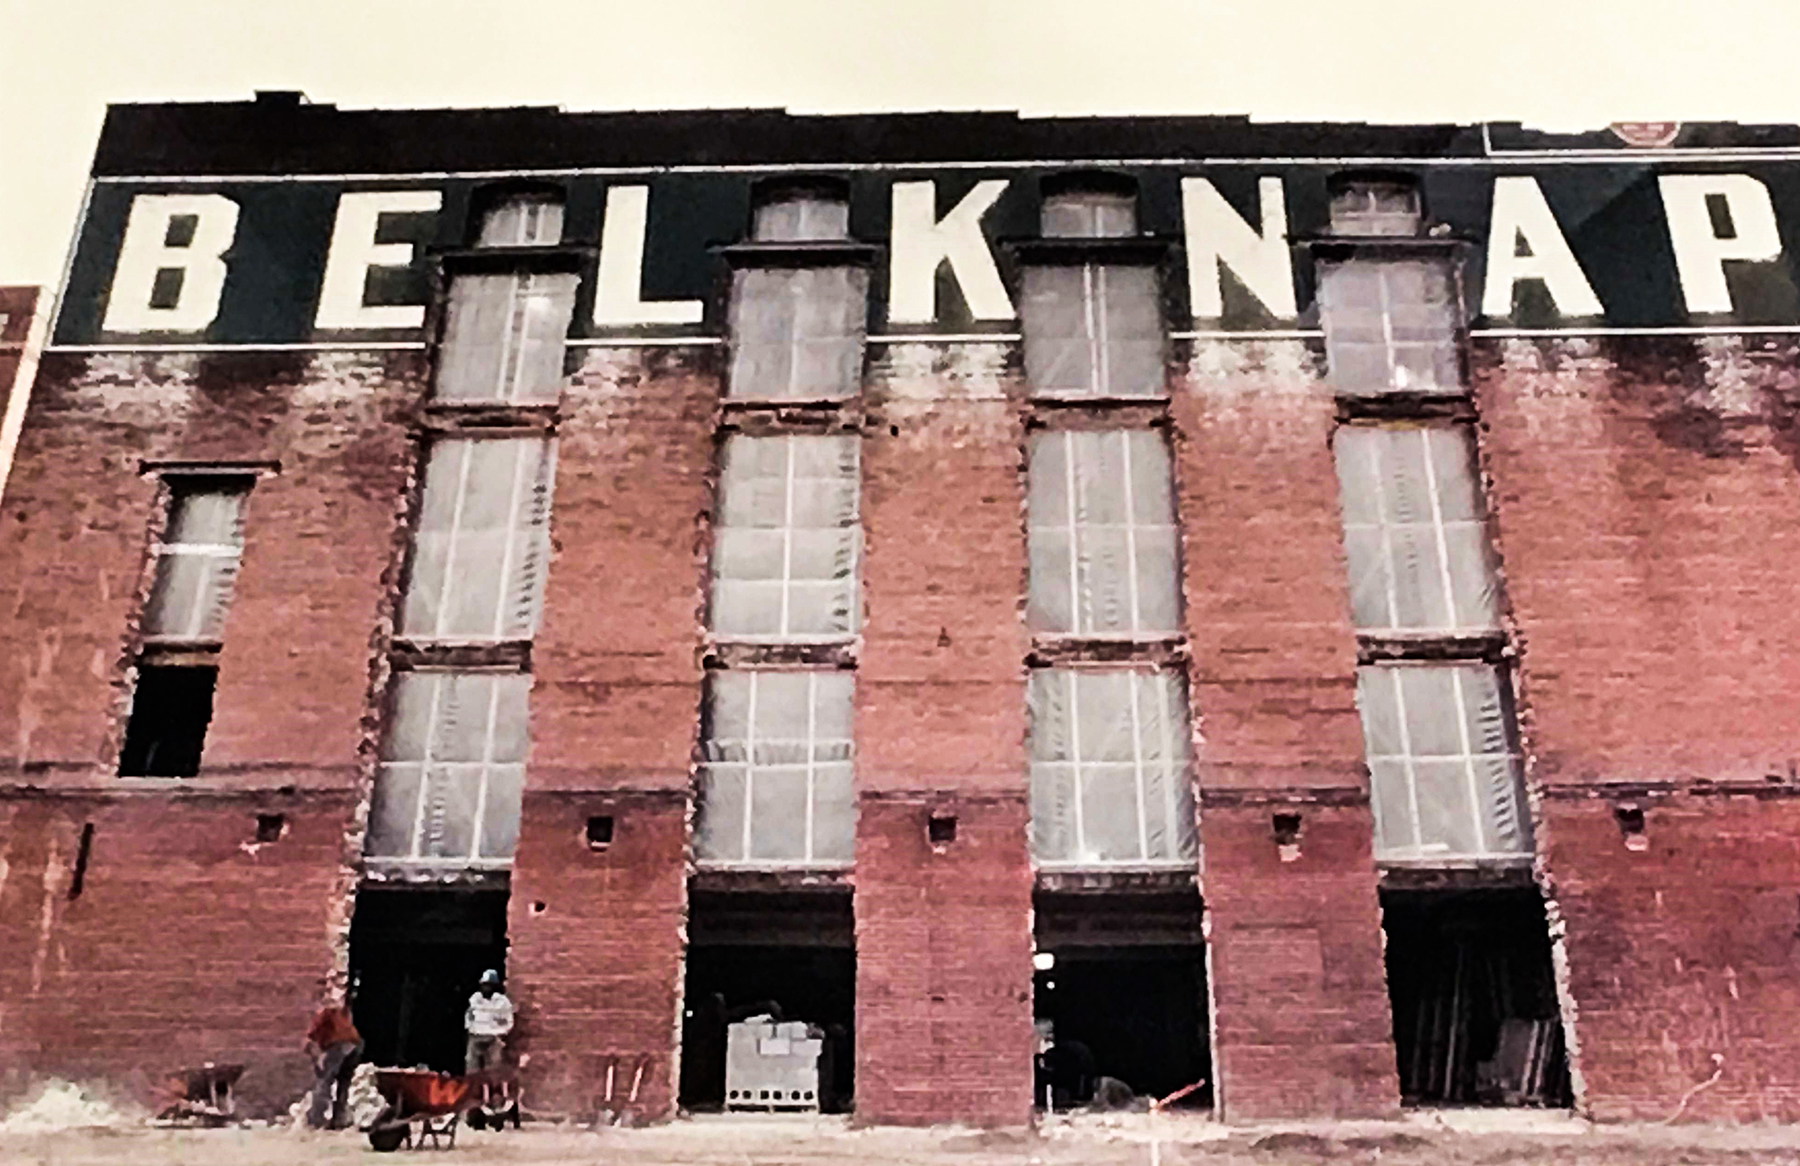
464,969 -> 515,1075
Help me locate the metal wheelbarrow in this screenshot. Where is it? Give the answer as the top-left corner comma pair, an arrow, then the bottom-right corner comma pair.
365,1069 -> 476,1152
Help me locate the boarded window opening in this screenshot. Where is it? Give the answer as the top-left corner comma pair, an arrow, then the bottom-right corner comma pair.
1357,663 -> 1532,864
1027,668 -> 1198,868
680,889 -> 854,1114
695,671 -> 855,867
1319,258 -> 1460,395
1033,891 -> 1211,1111
710,434 -> 861,640
1027,430 -> 1181,636
1333,425 -> 1502,634
1383,887 -> 1571,1108
118,665 -> 218,778
400,436 -> 557,643
365,670 -> 530,872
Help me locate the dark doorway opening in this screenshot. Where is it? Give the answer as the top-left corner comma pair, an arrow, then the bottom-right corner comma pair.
1032,889 -> 1212,1111
1382,885 -> 1572,1107
348,887 -> 509,1073
679,887 -> 854,1114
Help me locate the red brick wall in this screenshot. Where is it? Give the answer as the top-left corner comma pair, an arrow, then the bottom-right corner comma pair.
507,791 -> 688,1122
0,286 -> 36,445
1173,339 -> 1400,1120
853,795 -> 1036,1127
852,342 -> 1035,1125
0,351 -> 418,1114
1476,336 -> 1800,1121
0,792 -> 354,1115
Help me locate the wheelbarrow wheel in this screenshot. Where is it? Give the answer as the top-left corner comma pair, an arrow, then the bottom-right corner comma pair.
366,1123 -> 409,1153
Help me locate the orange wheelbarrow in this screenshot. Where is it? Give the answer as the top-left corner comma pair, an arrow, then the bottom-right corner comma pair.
366,1069 -> 476,1152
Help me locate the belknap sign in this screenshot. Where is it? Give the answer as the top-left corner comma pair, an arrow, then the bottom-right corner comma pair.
51,164 -> 1800,347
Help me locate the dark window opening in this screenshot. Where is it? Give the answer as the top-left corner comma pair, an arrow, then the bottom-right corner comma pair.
1271,812 -> 1302,846
68,823 -> 95,899
680,889 -> 854,1114
348,888 -> 510,1073
1382,887 -> 1572,1108
1033,891 -> 1211,1111
586,815 -> 614,850
255,813 -> 285,843
118,665 -> 217,777
1614,804 -> 1646,835
927,814 -> 957,845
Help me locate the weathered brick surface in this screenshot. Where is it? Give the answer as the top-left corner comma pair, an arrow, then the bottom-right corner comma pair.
854,796 -> 1035,1126
1543,796 -> 1800,1122
1199,804 -> 1399,1120
1474,336 -> 1800,1120
0,791 -> 354,1114
0,286 -> 36,446
507,791 -> 688,1122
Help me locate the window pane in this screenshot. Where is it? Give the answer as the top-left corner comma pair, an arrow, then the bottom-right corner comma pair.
1027,669 -> 1197,867
1023,265 -> 1165,398
696,671 -> 855,866
1333,426 -> 1501,634
479,197 -> 563,247
401,437 -> 557,641
1355,663 -> 1531,863
1329,183 -> 1421,237
1042,192 -> 1137,239
710,435 -> 860,639
728,267 -> 867,400
367,671 -> 531,868
1320,259 -> 1459,395
436,273 -> 576,404
1028,431 -> 1180,635
754,195 -> 850,242
142,485 -> 248,641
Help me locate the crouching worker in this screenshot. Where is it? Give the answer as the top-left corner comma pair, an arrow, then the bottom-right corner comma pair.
464,969 -> 515,1076
303,998 -> 363,1130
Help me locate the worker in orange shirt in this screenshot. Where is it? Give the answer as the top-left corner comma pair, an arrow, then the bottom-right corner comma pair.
302,996 -> 364,1130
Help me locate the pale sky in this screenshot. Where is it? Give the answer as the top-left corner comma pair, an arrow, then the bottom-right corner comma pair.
2,0 -> 1798,289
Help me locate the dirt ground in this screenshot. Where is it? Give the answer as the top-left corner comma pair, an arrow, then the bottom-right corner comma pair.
4,1111 -> 1800,1166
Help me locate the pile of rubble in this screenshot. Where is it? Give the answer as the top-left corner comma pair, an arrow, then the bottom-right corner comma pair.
0,1081 -> 144,1133
285,1062 -> 387,1130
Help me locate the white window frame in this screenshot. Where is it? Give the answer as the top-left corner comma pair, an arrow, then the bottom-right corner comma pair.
1358,662 -> 1533,865
710,433 -> 861,643
400,436 -> 557,644
695,670 -> 856,869
141,482 -> 251,644
1318,258 -> 1462,396
365,670 -> 529,871
1028,667 -> 1198,870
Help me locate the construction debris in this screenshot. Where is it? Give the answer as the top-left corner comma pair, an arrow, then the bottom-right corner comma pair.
0,1081 -> 143,1133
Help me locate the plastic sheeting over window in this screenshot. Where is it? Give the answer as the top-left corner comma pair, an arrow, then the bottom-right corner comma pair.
1041,191 -> 1137,239
365,670 -> 530,869
1319,259 -> 1460,395
1028,669 -> 1198,868
141,482 -> 250,642
401,437 -> 557,642
1022,264 -> 1165,398
1334,426 -> 1501,634
1329,182 -> 1423,237
435,273 -> 577,404
728,267 -> 868,400
711,434 -> 860,639
753,195 -> 850,242
695,670 -> 855,867
1028,430 -> 1181,636
478,196 -> 564,247
1357,663 -> 1532,863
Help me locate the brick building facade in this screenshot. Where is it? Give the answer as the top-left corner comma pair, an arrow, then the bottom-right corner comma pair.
5,99 -> 1800,1125
0,285 -> 40,477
